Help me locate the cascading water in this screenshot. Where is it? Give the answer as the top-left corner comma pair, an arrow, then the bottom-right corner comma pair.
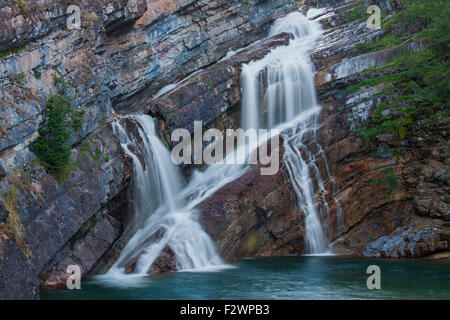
105,115 -> 229,279
105,10 -> 333,282
240,11 -> 330,254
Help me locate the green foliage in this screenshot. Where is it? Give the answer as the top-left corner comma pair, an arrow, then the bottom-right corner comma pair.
32,68 -> 41,79
14,72 -> 25,84
346,3 -> 365,23
30,77 -> 85,175
345,73 -> 408,94
204,79 -> 214,89
354,0 -> 449,146
53,75 -> 69,94
30,95 -> 72,174
367,167 -> 397,192
0,44 -> 26,59
388,0 -> 449,57
0,50 -> 10,59
354,34 -> 402,54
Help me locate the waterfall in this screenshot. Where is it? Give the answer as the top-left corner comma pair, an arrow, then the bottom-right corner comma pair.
240,11 -> 330,254
104,10 -> 333,282
105,115 -> 229,279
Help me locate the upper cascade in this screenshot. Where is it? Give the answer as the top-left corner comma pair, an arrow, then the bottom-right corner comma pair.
241,11 -> 323,131
240,11 -> 330,254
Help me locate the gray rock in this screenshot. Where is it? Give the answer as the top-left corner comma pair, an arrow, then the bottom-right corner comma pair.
0,237 -> 40,300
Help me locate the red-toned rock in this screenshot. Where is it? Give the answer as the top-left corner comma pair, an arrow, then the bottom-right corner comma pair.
148,246 -> 178,275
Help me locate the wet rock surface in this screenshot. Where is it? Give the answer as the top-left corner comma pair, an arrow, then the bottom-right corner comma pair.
145,32 -> 292,145
195,0 -> 449,261
148,245 -> 178,275
42,211 -> 122,288
197,140 -> 304,262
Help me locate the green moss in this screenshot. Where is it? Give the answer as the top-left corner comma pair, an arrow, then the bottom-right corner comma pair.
0,44 -> 26,59
366,167 -> 397,193
346,3 -> 365,23
355,34 -> 403,54
345,73 -> 408,94
0,50 -> 10,59
94,148 -> 102,160
204,79 -> 214,89
54,161 -> 75,183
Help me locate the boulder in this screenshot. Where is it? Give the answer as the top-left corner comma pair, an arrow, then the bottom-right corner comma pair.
148,246 -> 178,276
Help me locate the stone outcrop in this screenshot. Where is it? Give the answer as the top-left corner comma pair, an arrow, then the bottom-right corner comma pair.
148,245 -> 178,275
0,235 -> 39,299
309,1 -> 449,258
0,122 -> 134,297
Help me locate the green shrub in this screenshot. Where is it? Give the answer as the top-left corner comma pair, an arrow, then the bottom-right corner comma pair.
30,90 -> 85,175
14,72 -> 25,84
33,68 -> 41,79
355,0 -> 449,146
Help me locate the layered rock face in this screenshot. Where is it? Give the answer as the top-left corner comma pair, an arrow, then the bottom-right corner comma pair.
191,0 -> 448,261
0,0 -> 297,299
0,0 -> 448,300
0,123 -> 134,298
0,0 -> 296,172
309,1 -> 449,258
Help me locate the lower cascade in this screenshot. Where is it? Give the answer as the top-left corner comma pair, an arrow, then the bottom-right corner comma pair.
106,10 -> 332,279
106,115 -> 230,278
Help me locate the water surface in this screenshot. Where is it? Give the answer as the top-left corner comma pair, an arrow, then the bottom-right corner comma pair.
41,256 -> 450,300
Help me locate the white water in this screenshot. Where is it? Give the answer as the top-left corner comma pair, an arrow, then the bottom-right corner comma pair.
104,11 -> 333,282
105,115 -> 232,281
240,11 -> 330,253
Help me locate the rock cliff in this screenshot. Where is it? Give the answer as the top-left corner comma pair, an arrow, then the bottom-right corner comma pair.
0,0 -> 448,300
191,0 -> 449,261
0,0 -> 297,299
